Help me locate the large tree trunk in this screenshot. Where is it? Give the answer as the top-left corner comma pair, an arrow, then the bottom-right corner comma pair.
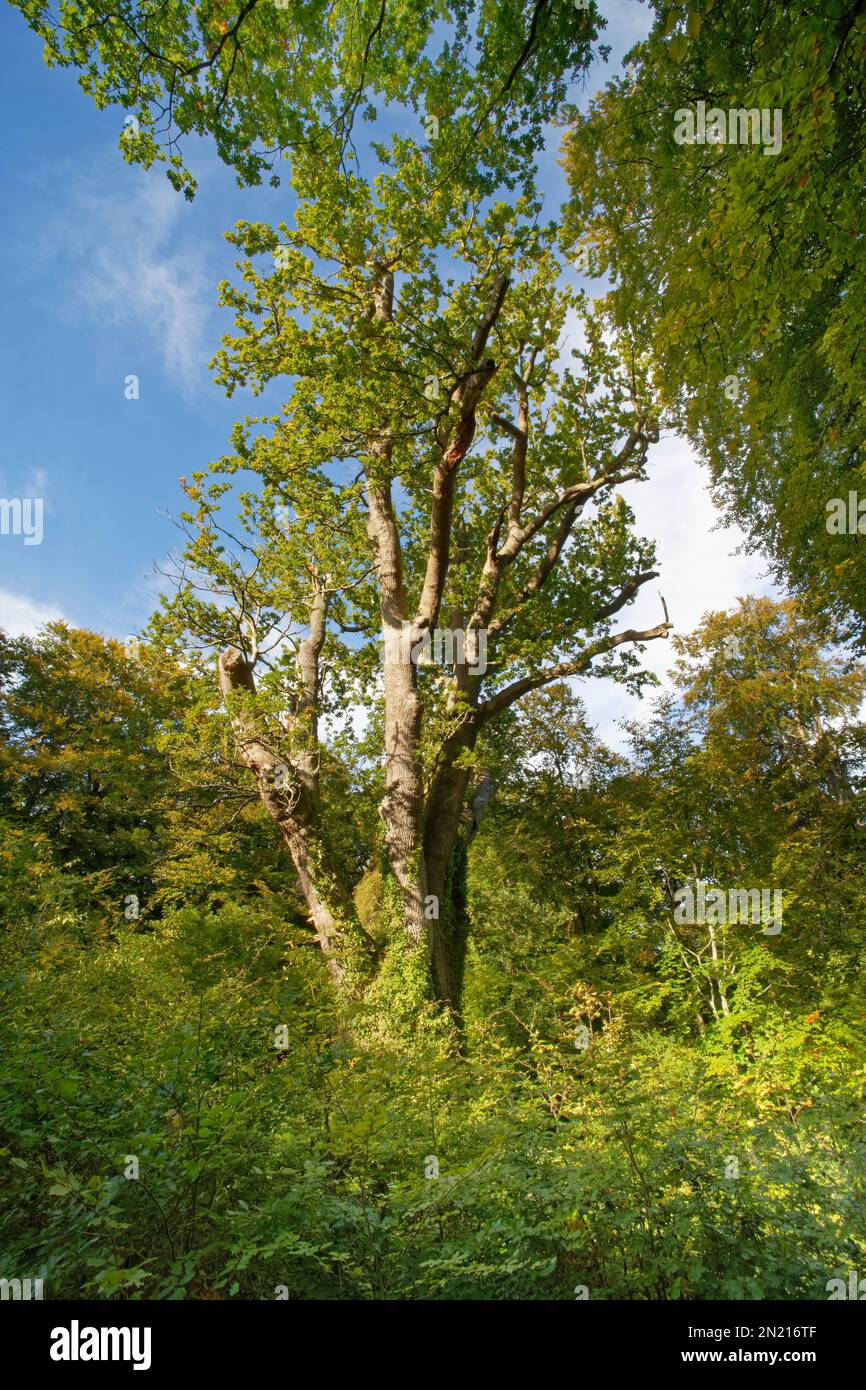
362,265 -> 509,970
368,481 -> 429,948
365,263 -> 429,948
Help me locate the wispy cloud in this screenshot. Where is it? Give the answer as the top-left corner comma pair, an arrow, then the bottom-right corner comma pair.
72,177 -> 213,394
18,165 -> 215,397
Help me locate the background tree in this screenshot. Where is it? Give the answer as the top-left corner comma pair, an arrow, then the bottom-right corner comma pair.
572,596 -> 866,1037
0,624 -> 179,936
563,0 -> 866,642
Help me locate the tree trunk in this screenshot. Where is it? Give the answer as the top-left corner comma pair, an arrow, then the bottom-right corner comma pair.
423,710 -> 490,1010
367,483 -> 429,948
217,645 -> 347,987
364,263 -> 429,948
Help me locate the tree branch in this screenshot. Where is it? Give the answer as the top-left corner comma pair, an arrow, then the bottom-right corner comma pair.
415,273 -> 509,631
479,616 -> 673,722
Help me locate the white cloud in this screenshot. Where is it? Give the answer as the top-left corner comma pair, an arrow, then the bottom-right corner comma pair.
577,432 -> 780,749
533,299 -> 779,752
0,588 -> 65,638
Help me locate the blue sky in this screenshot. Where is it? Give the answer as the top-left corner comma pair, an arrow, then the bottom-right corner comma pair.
0,3 -> 291,640
0,0 -> 777,743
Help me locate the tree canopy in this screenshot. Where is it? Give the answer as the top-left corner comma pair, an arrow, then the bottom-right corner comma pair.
563,0 -> 866,641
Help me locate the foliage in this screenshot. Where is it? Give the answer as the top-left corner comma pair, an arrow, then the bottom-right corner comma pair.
2,599 -> 865,1299
563,0 -> 866,642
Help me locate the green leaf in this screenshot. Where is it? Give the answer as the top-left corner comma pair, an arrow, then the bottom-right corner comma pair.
669,33 -> 689,62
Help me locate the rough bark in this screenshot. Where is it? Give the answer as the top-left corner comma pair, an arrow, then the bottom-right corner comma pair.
370,474 -> 428,946
365,263 -> 431,945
